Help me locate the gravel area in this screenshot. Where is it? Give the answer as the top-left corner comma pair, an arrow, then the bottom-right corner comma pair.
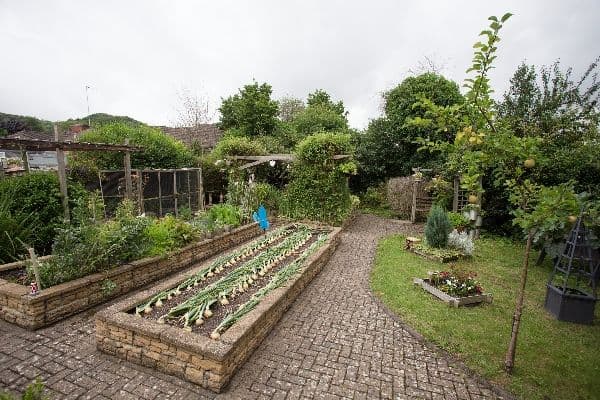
0,214 -> 511,399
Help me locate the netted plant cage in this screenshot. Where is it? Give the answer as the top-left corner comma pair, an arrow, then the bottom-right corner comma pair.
96,168 -> 208,218
545,215 -> 599,324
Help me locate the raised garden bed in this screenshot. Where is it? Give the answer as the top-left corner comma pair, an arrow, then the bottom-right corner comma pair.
413,277 -> 493,307
95,224 -> 341,392
0,223 -> 262,330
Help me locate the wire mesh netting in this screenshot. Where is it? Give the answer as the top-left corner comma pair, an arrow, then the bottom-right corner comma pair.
94,168 -> 211,217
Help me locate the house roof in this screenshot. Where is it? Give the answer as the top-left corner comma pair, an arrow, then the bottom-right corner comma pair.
158,124 -> 223,149
5,130 -> 78,142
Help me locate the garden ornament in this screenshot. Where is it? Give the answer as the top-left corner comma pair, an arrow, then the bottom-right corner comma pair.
253,204 -> 270,231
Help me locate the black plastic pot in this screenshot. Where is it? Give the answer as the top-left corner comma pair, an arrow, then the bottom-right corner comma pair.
544,284 -> 597,325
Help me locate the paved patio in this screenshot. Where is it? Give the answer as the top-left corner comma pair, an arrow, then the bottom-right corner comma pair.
0,215 -> 511,399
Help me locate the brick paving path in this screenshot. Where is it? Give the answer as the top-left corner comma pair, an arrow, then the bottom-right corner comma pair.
1,215 -> 511,399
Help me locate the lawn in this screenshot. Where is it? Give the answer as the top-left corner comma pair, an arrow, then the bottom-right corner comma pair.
371,234 -> 600,400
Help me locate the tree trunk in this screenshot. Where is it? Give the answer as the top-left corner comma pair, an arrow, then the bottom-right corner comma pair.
504,230 -> 534,373
535,246 -> 546,266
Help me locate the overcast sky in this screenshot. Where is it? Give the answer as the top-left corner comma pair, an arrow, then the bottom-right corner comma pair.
1,0 -> 598,130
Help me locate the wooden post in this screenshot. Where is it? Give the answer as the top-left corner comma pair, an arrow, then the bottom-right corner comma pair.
0,159 -> 4,180
173,171 -> 178,217
97,171 -> 108,219
137,169 -> 144,214
197,168 -> 204,211
158,171 -> 163,217
411,179 -> 418,223
123,139 -> 133,201
453,176 -> 460,212
21,148 -> 30,172
187,170 -> 191,210
54,124 -> 70,222
27,248 -> 42,290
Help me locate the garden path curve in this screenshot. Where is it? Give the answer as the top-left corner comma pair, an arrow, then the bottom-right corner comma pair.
0,214 -> 510,399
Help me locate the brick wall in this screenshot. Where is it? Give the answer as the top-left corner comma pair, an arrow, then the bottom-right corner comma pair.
0,223 -> 261,330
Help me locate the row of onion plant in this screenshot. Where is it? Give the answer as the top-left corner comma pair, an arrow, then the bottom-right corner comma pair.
213,233 -> 329,339
135,225 -> 295,316
162,226 -> 313,332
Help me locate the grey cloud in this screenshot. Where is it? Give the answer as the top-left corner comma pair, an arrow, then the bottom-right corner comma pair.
1,0 -> 598,130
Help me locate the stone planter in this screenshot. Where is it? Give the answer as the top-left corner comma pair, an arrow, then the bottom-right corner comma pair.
0,223 -> 261,330
413,278 -> 493,307
95,227 -> 341,393
544,284 -> 597,325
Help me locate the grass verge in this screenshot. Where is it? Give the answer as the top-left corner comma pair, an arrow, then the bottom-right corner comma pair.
370,234 -> 600,400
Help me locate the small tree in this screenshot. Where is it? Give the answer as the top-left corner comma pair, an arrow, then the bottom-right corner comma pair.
424,206 -> 452,248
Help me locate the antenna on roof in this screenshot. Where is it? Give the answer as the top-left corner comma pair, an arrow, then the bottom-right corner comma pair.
85,85 -> 91,126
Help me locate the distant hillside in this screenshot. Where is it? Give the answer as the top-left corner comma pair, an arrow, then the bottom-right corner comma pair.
0,112 -> 53,136
0,112 -> 144,137
59,113 -> 143,130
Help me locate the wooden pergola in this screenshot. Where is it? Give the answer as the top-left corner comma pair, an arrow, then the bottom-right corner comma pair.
229,154 -> 350,170
0,125 -> 143,222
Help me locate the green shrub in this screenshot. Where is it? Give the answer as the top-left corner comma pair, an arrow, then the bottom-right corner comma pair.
146,214 -> 200,256
32,199 -> 151,287
251,183 -> 282,213
447,212 -> 470,230
212,136 -> 266,160
0,377 -> 48,400
361,186 -> 387,208
206,204 -> 243,227
0,172 -> 88,255
282,132 -> 355,225
0,190 -> 37,263
69,122 -> 195,172
425,205 -> 452,248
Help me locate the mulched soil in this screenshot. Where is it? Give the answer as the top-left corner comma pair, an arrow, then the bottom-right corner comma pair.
0,267 -> 28,285
137,228 -> 330,337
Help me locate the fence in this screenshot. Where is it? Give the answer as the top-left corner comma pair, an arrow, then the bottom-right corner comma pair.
94,168 -> 224,217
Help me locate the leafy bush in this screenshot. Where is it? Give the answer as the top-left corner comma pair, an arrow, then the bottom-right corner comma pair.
283,132 -> 355,225
211,135 -> 266,160
361,186 -> 387,208
448,229 -> 475,255
251,182 -> 282,213
0,191 -> 37,263
32,200 -> 151,287
447,212 -> 470,230
206,204 -> 243,227
146,214 -> 200,256
69,122 -> 195,173
0,172 -> 88,255
0,377 -> 48,400
425,205 -> 452,248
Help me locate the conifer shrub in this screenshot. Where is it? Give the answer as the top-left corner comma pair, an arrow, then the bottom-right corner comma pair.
424,205 -> 452,248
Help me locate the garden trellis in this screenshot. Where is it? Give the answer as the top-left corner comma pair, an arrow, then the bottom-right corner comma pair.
0,126 -> 143,221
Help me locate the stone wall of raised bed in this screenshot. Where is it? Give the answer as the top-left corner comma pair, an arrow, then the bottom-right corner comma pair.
95,227 -> 341,393
0,223 -> 261,330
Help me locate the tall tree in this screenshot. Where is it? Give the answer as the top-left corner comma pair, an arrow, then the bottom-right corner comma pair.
218,81 -> 279,137
353,73 -> 463,189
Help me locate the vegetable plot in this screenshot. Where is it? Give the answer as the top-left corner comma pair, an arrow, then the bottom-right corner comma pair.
133,224 -> 330,339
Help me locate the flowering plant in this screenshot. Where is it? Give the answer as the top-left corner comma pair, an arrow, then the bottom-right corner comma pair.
429,268 -> 483,297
